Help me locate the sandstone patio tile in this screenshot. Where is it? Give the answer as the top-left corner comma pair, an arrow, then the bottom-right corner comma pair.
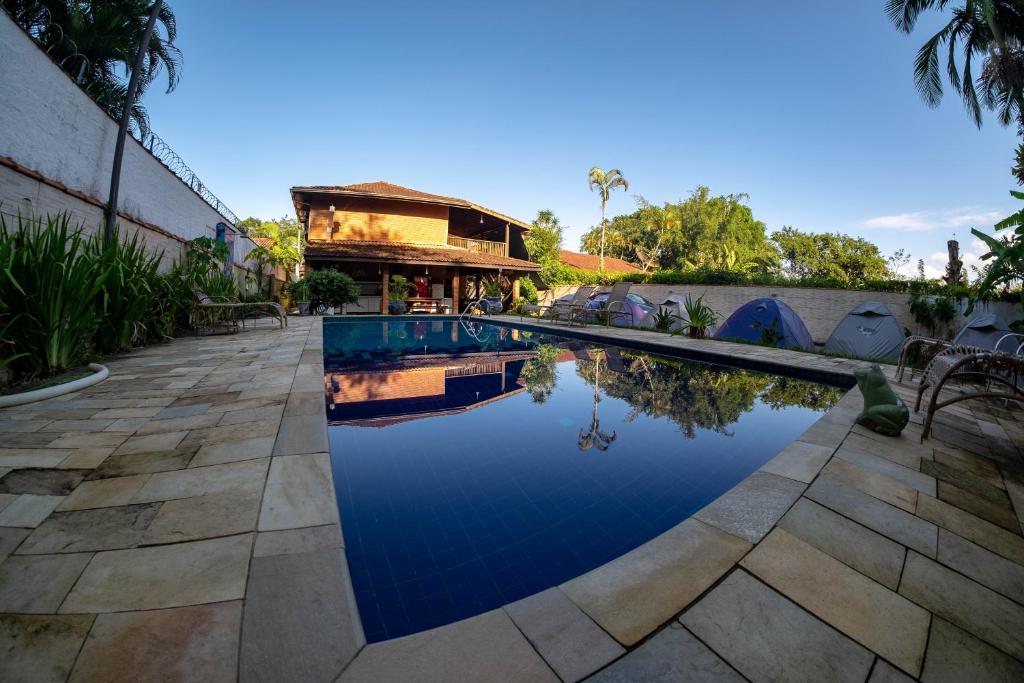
934,444 -> 1004,483
793,417 -> 849,449
806,474 -> 938,557
842,431 -> 929,469
60,533 -> 252,613
179,420 -> 279,448
0,449 -> 74,468
132,413 -> 221,435
58,474 -> 151,511
1006,478 -> 1024,535
936,481 -> 1020,532
820,457 -> 918,512
272,415 -> 327,456
18,503 -> 160,554
103,417 -> 149,433
778,498 -> 906,590
0,468 -> 88,495
258,453 -> 337,531
189,436 -> 275,467
834,444 -> 936,496
43,419 -> 116,432
587,624 -> 741,683
218,403 -> 284,427
253,523 -> 343,557
0,419 -> 52,433
868,660 -> 916,682
920,618 -> 1024,683
0,526 -> 29,562
240,548 -> 363,682
113,431 -> 188,455
0,614 -> 94,683
87,446 -> 198,479
561,518 -> 751,646
758,440 -> 833,483
141,490 -> 261,544
338,609 -> 557,683
916,493 -> 1024,564
504,587 -> 624,681
0,494 -> 64,528
48,432 -> 129,449
130,457 -> 269,504
693,471 -> 805,543
55,447 -> 114,469
172,392 -> 240,408
153,403 -> 212,420
899,551 -> 1024,660
284,391 -> 325,418
742,528 -> 930,676
68,601 -> 241,683
681,569 -> 874,683
0,492 -> 15,511
0,553 -> 92,613
204,396 -> 283,415
92,407 -> 163,419
924,458 -> 1009,500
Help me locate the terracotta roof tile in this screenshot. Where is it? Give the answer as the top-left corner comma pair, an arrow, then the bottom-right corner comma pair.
305,240 -> 541,271
250,237 -> 275,249
559,249 -> 641,273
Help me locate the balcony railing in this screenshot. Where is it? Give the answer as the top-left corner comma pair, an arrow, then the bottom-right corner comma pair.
447,235 -> 507,257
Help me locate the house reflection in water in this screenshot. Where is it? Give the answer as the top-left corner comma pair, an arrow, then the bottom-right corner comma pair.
324,351 -> 536,427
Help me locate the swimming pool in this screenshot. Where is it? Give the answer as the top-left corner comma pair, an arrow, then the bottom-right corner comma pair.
324,317 -> 843,642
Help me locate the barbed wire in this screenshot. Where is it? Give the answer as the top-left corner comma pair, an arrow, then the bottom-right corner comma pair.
131,128 -> 242,227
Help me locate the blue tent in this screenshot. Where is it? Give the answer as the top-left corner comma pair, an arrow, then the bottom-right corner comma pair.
714,298 -> 814,349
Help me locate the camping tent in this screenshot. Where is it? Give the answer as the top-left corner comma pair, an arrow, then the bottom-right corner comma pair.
714,298 -> 814,349
952,313 -> 1015,351
823,301 -> 905,361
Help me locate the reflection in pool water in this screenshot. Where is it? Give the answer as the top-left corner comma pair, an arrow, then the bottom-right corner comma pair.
323,318 -> 842,642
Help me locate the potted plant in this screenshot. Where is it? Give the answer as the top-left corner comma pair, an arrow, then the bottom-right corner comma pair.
679,294 -> 718,339
289,279 -> 312,316
481,277 -> 504,314
388,275 -> 414,315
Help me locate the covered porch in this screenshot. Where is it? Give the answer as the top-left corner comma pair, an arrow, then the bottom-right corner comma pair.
303,240 -> 540,314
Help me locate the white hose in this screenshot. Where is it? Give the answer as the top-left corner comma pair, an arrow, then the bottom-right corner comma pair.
0,363 -> 109,409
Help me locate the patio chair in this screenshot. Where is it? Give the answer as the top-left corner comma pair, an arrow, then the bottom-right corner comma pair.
522,286 -> 596,326
192,287 -> 287,335
598,282 -> 634,327
895,335 -> 951,383
914,345 -> 1024,441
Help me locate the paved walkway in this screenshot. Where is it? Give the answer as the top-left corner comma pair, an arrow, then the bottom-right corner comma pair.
0,316 -> 1022,682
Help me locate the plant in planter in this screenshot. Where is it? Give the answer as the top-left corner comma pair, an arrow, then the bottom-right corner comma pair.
652,307 -> 679,332
388,275 -> 415,314
678,294 -> 718,339
480,276 -> 506,314
305,269 -> 358,315
289,279 -> 312,315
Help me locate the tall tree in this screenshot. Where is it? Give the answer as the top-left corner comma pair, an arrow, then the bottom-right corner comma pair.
887,0 -> 1024,180
771,227 -> 888,285
5,0 -> 182,134
238,216 -> 302,279
525,209 -> 564,267
587,167 -> 629,272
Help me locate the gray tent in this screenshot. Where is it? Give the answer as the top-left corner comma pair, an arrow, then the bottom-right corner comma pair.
824,301 -> 905,361
952,313 -> 1015,351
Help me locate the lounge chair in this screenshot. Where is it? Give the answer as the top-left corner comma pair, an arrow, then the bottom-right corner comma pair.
895,335 -> 951,383
597,282 -> 634,327
913,345 -> 1024,440
521,286 -> 595,326
192,287 -> 287,336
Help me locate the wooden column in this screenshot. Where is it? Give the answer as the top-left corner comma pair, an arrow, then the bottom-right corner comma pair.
504,223 -> 510,257
511,274 -> 521,303
380,266 -> 389,314
451,269 -> 460,314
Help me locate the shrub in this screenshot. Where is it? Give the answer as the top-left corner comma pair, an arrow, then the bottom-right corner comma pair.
519,277 -> 539,304
306,269 -> 359,314
90,229 -> 163,354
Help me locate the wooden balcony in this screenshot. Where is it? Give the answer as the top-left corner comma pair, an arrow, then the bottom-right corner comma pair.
447,235 -> 507,257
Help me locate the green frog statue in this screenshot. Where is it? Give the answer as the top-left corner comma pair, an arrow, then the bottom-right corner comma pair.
854,364 -> 909,437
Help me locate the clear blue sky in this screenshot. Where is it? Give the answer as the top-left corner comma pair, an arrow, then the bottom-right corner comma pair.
145,1 -> 1019,277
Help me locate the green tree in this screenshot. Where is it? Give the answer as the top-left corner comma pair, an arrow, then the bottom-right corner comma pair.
587,167 -> 629,272
238,216 -> 302,279
967,190 -> 1024,313
6,0 -> 182,135
581,186 -> 778,273
771,227 -> 888,285
525,210 -> 564,267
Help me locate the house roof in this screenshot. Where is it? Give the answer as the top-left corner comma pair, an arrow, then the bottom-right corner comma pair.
304,240 -> 541,271
290,181 -> 531,230
250,237 -> 275,250
559,249 -> 642,273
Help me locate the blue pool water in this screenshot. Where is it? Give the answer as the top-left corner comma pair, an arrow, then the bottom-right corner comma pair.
324,317 -> 842,642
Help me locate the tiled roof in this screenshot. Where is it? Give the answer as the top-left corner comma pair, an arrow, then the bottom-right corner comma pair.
559,249 -> 642,273
290,181 -> 531,230
304,240 -> 541,271
250,237 -> 275,249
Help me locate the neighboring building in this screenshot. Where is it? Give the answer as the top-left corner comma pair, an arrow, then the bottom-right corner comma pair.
558,249 -> 642,274
291,182 -> 540,313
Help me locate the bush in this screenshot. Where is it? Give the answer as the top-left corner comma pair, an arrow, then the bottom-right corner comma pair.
305,269 -> 359,314
90,229 -> 163,354
519,277 -> 539,304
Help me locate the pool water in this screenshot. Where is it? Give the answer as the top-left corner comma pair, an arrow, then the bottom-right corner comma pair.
324,317 -> 842,642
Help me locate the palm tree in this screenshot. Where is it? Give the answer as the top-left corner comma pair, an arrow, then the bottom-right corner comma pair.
588,167 -> 629,272
886,0 -> 1024,128
5,0 -> 182,134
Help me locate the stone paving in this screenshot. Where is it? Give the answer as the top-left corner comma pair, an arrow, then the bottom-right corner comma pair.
0,314 -> 1022,682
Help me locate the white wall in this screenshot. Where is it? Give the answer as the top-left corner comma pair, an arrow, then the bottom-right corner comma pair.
0,11 -> 259,268
541,283 -> 1024,343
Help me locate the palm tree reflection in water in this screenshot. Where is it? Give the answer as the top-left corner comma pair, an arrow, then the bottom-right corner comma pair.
577,351 -> 618,452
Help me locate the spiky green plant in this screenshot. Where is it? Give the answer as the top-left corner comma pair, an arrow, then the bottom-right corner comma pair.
0,213 -> 104,376
89,228 -> 163,353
